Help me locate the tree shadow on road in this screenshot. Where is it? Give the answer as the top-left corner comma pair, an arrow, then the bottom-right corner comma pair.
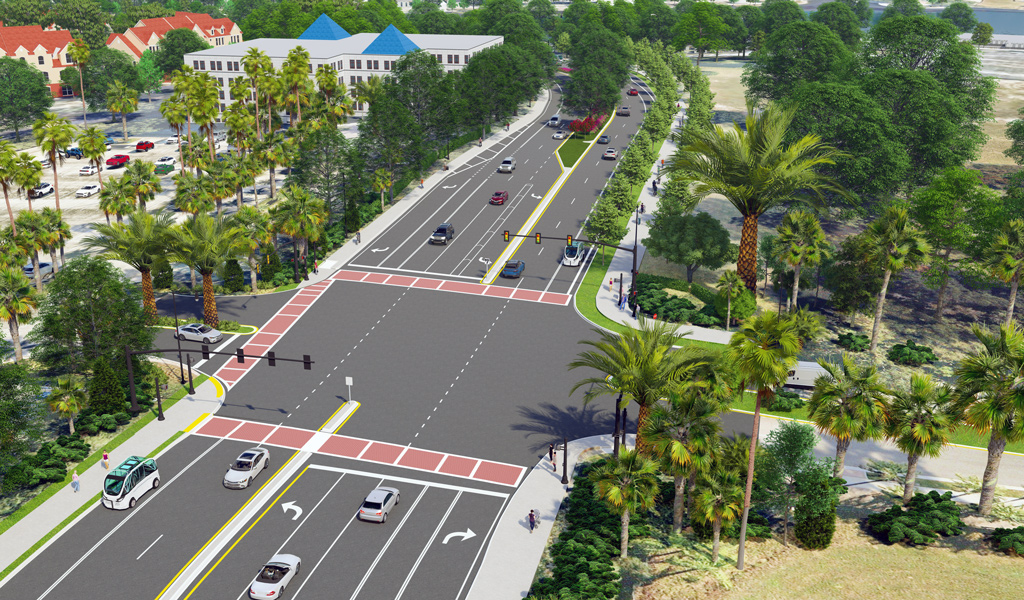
510,401 -> 634,456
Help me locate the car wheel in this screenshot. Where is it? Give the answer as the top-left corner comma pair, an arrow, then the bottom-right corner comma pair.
381,512 -> 387,524
129,497 -> 137,508
264,458 -> 269,471
153,477 -> 160,489
247,477 -> 252,488
396,494 -> 400,505
203,338 -> 211,344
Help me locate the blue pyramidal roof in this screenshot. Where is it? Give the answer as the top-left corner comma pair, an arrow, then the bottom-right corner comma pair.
362,25 -> 419,56
298,14 -> 351,40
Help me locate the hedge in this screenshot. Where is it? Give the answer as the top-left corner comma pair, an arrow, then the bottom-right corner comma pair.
866,491 -> 965,545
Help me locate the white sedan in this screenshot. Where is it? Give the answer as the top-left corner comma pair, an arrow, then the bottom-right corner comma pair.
76,184 -> 100,197
79,165 -> 100,176
223,448 -> 269,489
165,135 -> 180,144
552,130 -> 569,140
248,554 -> 300,600
156,155 -> 176,165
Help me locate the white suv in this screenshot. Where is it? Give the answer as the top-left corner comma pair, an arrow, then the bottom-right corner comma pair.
498,157 -> 516,173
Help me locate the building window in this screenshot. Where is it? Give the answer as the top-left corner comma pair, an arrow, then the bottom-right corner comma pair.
351,76 -> 356,84
356,60 -> 361,69
234,61 -> 239,71
436,54 -> 442,62
43,71 -> 49,80
350,59 -> 355,69
373,60 -> 379,70
219,90 -> 224,99
308,64 -> 313,72
447,55 -> 452,64
384,60 -> 390,70
357,76 -> 362,83
454,55 -> 459,64
465,54 -> 470,64
66,54 -> 72,63
38,56 -> 45,65
220,103 -> 225,112
61,85 -> 73,97
218,77 -> 223,85
218,61 -> 224,70
200,60 -> 206,70
194,60 -> 200,69
227,62 -> 233,71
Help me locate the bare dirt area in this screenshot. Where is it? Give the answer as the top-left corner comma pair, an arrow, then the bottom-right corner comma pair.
628,490 -> 1024,600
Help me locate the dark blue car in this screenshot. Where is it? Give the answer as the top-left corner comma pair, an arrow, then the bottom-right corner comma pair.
500,260 -> 525,278
62,147 -> 84,159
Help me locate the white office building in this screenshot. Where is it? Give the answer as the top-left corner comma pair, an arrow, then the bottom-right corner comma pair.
183,14 -> 503,115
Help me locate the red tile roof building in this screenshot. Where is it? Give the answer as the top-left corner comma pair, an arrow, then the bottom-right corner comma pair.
0,22 -> 75,97
109,12 -> 241,64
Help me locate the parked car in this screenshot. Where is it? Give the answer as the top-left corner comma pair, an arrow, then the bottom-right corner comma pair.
603,148 -> 618,160
616,106 -> 631,116
552,130 -> 568,140
430,223 -> 455,245
597,135 -> 610,144
104,136 -> 116,146
627,88 -> 639,96
358,486 -> 400,523
28,182 -> 54,198
136,140 -> 155,152
79,165 -> 100,176
154,163 -> 174,175
105,155 -> 130,168
156,156 -> 176,165
489,190 -> 509,205
165,135 -> 181,145
248,554 -> 300,600
63,147 -> 84,159
501,260 -> 526,278
76,184 -> 100,197
23,262 -> 53,279
40,157 -> 52,168
175,323 -> 223,344
498,157 -> 516,173
223,448 -> 270,489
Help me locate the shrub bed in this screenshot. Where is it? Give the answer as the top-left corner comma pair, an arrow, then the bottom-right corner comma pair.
836,332 -> 869,352
866,490 -> 965,545
766,389 -> 805,412
990,526 -> 1024,557
887,340 -> 938,366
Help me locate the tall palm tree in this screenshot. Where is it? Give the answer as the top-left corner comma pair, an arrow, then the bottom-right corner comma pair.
777,210 -> 828,312
0,141 -> 21,232
260,70 -> 285,138
33,112 -> 78,211
39,207 -> 64,273
984,219 -> 1024,328
0,266 -> 37,362
49,208 -> 71,268
589,448 -> 660,558
106,80 -> 139,142
807,354 -> 889,477
159,95 -> 189,168
98,174 -> 136,225
666,101 -> 850,292
78,126 -> 108,190
256,133 -> 287,200
954,323 -> 1024,515
373,168 -> 392,212
48,376 -> 88,434
271,184 -> 327,279
353,74 -> 385,111
865,205 -> 931,356
84,210 -> 175,319
727,311 -> 800,571
204,162 -> 238,216
12,152 -> 43,213
886,373 -> 957,504
172,171 -> 215,218
716,270 -> 744,331
242,48 -> 272,140
569,317 -> 699,451
281,46 -> 311,125
693,469 -> 744,563
232,206 -> 274,293
168,214 -> 245,326
14,211 -> 47,292
123,160 -> 162,211
171,66 -> 197,143
642,388 -> 723,533
68,38 -> 90,126
192,73 -> 221,163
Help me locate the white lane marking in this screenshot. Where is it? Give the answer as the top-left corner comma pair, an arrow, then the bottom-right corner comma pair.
458,493 -> 513,600
290,494 -> 366,599
136,534 -> 163,560
349,488 -> 428,600
307,465 -> 509,498
394,492 -> 463,600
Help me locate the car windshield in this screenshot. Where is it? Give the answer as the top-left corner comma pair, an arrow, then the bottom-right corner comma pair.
104,472 -> 126,495
565,247 -> 578,258
256,565 -> 287,583
234,459 -> 253,471
362,500 -> 383,510
198,325 -> 213,333
434,228 -> 447,235
505,262 -> 518,269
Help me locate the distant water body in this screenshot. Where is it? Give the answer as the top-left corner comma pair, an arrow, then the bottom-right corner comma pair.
804,7 -> 1024,35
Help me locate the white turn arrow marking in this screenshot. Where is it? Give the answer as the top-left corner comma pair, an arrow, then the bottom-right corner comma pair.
370,247 -> 389,253
442,185 -> 456,189
442,528 -> 476,544
281,501 -> 303,521
531,193 -> 542,199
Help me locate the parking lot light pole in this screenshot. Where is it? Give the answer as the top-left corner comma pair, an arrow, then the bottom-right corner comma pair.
561,436 -> 569,485
171,292 -> 185,384
613,393 -> 622,456
186,353 -> 196,395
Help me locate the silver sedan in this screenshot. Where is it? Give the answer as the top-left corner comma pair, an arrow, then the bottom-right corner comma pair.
358,486 -> 400,523
175,323 -> 223,344
223,448 -> 269,489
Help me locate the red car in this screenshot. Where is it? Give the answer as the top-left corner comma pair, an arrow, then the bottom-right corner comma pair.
105,154 -> 130,168
627,88 -> 639,96
136,140 -> 154,152
490,190 -> 509,205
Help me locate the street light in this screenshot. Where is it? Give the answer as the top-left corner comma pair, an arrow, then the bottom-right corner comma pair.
170,292 -> 185,384
632,204 -> 641,317
561,435 -> 569,485
155,375 -> 165,421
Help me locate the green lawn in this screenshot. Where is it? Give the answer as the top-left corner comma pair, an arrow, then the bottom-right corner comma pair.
557,138 -> 589,168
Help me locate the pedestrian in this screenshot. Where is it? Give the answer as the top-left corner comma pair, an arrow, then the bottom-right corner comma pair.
640,203 -> 646,214
102,451 -> 109,470
551,450 -> 557,470
652,179 -> 658,195
313,259 -> 318,274
548,443 -> 554,461
528,509 -> 537,533
356,230 -> 361,244
71,471 -> 80,493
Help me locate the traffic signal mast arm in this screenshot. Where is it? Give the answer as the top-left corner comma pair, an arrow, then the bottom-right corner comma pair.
501,231 -> 634,253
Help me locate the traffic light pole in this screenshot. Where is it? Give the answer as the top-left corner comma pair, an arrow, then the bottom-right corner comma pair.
125,345 -> 314,415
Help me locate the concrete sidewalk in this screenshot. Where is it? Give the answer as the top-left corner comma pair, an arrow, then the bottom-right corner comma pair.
0,377 -> 223,578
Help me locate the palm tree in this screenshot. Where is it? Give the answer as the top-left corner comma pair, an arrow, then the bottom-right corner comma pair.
589,448 -> 660,558
39,207 -> 65,273
98,175 -> 136,225
569,317 -> 699,451
260,71 -> 285,138
232,206 -> 274,293
954,323 -> 1024,515
242,47 -> 272,140
159,95 -> 188,167
0,141 -> 21,232
777,210 -> 828,312
256,133 -> 287,200
642,388 -> 723,533
192,73 -> 221,163
15,210 -> 47,292
727,311 -> 800,571
716,270 -> 744,331
666,101 -> 849,292
171,66 -> 197,143
281,46 -> 311,125
84,210 -> 175,319
353,74 -> 385,111
168,214 -> 244,326
106,80 -> 139,142
78,126 -> 108,190
204,162 -> 238,216
886,373 -> 957,504
984,219 -> 1024,328
12,152 -> 43,213
807,354 -> 889,477
48,376 -> 88,434
123,160 -> 162,211
693,469 -> 744,563
33,112 -> 78,211
172,171 -> 215,219
865,205 -> 931,356
373,168 -> 392,212
271,184 -> 327,280
0,266 -> 37,362
68,38 -> 90,126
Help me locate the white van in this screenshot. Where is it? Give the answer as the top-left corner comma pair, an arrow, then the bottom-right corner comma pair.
784,361 -> 831,390
102,456 -> 160,510
547,115 -> 560,127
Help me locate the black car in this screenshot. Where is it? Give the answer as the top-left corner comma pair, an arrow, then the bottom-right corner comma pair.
430,223 -> 455,245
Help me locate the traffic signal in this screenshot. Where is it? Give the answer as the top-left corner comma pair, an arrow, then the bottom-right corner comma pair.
535,232 -> 541,244
503,230 -> 509,242
567,235 -> 573,246
236,348 -> 245,363
303,354 -> 313,370
201,345 -> 210,360
267,351 -> 276,367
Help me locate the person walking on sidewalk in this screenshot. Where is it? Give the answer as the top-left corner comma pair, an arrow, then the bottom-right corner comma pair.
640,203 -> 646,214
71,471 -> 80,493
313,259 -> 318,274
652,179 -> 658,195
548,443 -> 554,461
528,509 -> 537,533
102,451 -> 109,470
356,230 -> 361,244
